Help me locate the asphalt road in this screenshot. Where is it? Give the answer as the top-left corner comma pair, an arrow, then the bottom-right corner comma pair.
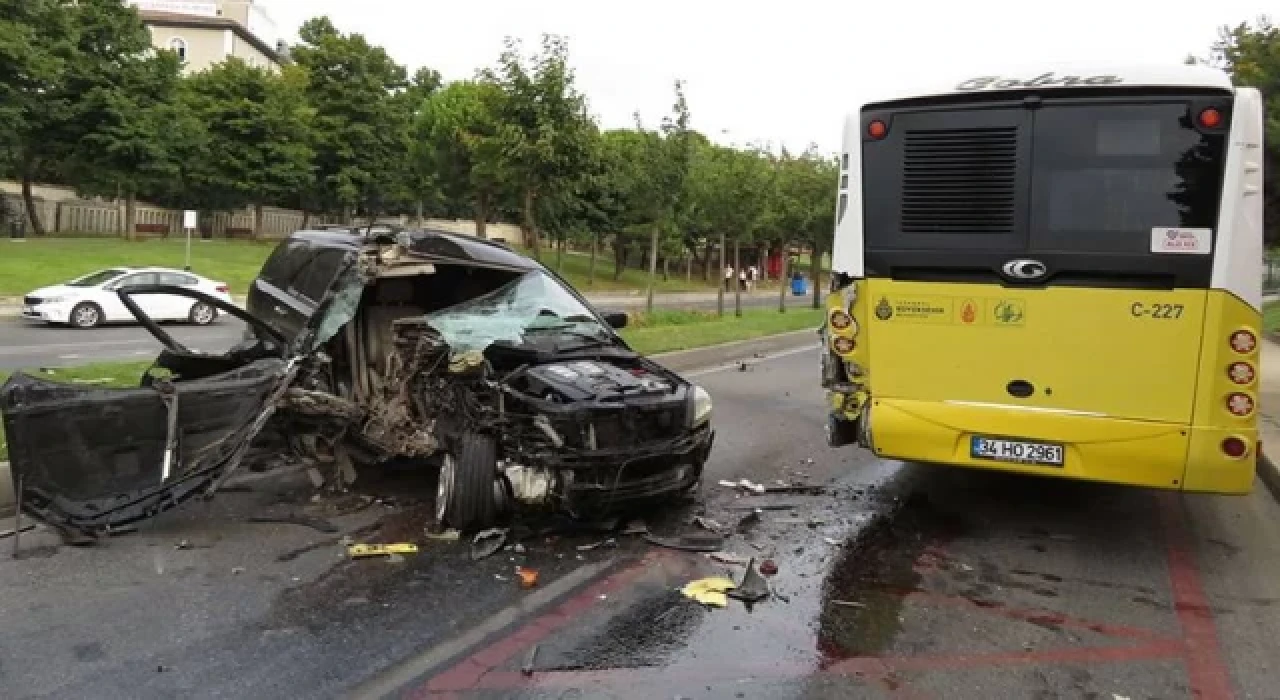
3,344 -> 1278,699
0,293 -> 794,370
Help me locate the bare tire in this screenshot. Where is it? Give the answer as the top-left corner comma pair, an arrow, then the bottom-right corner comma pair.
70,302 -> 103,329
188,301 -> 217,326
436,433 -> 499,532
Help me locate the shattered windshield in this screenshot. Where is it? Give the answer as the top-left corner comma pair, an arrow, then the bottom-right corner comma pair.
426,270 -> 613,353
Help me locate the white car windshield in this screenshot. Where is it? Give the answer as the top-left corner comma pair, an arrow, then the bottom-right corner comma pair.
68,269 -> 126,287
426,270 -> 612,353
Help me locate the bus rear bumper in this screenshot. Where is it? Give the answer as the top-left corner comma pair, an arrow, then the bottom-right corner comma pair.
860,398 -> 1254,495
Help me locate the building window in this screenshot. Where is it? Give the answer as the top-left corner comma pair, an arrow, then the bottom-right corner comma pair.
169,37 -> 187,61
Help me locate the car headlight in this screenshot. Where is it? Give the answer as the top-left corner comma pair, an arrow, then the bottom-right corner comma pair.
692,385 -> 713,428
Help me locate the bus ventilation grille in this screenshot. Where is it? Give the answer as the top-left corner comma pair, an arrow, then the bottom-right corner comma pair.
902,126 -> 1018,235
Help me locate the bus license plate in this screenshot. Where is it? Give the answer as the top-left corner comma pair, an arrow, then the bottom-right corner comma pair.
970,437 -> 1064,467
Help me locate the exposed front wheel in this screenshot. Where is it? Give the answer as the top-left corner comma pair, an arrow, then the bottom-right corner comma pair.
70,302 -> 103,329
435,433 -> 500,532
188,301 -> 217,325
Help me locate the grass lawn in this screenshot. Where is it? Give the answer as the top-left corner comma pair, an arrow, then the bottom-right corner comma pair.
0,308 -> 821,461
620,307 -> 823,355
1265,300 -> 1280,334
0,237 -> 728,298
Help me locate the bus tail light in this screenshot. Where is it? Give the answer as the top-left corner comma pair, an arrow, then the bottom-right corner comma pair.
830,310 -> 853,330
1229,329 -> 1257,354
1222,436 -> 1249,458
1198,107 -> 1223,129
1226,392 -> 1255,417
1228,362 -> 1256,385
832,336 -> 856,354
867,120 -> 888,140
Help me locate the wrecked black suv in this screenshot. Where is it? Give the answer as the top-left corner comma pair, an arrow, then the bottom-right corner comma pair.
0,228 -> 715,537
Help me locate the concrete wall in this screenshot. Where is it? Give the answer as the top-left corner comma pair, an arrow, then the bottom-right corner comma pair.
147,25 -> 232,74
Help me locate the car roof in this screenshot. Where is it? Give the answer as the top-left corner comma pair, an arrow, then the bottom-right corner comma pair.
290,227 -> 539,271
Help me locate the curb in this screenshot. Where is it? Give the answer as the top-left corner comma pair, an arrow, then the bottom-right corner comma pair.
0,328 -> 820,515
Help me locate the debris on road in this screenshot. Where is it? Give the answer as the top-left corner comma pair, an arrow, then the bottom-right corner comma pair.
823,536 -> 841,546
692,516 -> 725,533
621,520 -> 649,536
471,528 -> 508,560
576,538 -> 616,552
707,551 -> 751,566
728,559 -> 770,603
645,532 -> 725,553
681,576 -> 737,607
349,543 -> 419,558
424,528 -> 461,541
832,600 -> 866,608
759,559 -> 779,576
516,567 -> 539,588
736,509 -> 762,533
522,644 -> 540,676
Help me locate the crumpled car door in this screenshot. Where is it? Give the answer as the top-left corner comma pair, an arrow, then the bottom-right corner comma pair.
0,285 -> 296,536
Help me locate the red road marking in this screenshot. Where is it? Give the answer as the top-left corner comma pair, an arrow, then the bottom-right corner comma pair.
409,554 -> 656,697
410,494 -> 1237,698
1157,492 -> 1236,700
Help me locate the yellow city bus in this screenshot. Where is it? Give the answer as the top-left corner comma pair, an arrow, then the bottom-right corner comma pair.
821,65 -> 1265,494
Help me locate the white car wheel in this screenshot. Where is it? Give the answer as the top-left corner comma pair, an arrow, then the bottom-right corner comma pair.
70,302 -> 103,329
188,302 -> 217,325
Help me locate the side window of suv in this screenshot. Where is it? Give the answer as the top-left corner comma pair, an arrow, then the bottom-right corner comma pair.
292,249 -> 350,304
259,240 -> 311,292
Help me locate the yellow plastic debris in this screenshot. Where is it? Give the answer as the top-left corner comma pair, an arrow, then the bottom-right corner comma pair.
680,576 -> 737,608
348,543 -> 419,558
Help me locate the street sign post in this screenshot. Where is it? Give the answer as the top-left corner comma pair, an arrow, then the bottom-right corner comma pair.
183,210 -> 197,271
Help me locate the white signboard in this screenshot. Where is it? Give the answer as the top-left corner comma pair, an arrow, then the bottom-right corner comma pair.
128,1 -> 218,18
1151,227 -> 1212,255
183,210 -> 198,229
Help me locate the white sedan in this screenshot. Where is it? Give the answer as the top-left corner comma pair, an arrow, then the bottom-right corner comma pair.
22,267 -> 234,329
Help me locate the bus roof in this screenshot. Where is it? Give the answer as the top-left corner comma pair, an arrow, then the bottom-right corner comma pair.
859,63 -> 1234,110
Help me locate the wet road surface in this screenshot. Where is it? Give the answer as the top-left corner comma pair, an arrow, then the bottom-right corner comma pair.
4,343 -> 1280,699
0,294 -> 791,369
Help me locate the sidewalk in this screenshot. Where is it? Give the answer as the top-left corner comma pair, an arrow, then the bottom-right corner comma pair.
0,288 -> 782,318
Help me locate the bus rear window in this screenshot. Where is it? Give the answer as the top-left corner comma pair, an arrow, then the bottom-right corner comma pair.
1029,103 -> 1227,254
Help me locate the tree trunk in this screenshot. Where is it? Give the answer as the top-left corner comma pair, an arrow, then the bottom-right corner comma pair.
588,236 -> 597,286
686,255 -> 692,282
415,198 -> 424,228
717,233 -> 725,316
20,169 -> 45,236
646,228 -> 659,313
613,239 -> 626,281
662,256 -> 669,281
123,190 -> 138,242
703,241 -> 714,282
252,202 -> 264,240
522,187 -> 540,258
811,241 -> 823,309
734,239 -> 743,317
474,191 -> 490,239
556,238 -> 564,271
777,244 -> 789,313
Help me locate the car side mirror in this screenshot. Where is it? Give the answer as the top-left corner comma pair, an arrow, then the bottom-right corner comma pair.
601,311 -> 628,330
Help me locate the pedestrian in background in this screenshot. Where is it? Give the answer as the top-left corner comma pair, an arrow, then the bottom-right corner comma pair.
724,264 -> 734,292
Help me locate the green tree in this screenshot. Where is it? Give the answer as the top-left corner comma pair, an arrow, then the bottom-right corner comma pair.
291,17 -> 414,221
414,80 -> 506,237
180,60 -> 315,237
487,35 -> 595,259
768,146 -> 838,309
1201,17 -> 1280,244
687,142 -> 773,315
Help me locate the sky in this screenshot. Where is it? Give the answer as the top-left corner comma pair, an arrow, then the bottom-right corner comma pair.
255,0 -> 1266,153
